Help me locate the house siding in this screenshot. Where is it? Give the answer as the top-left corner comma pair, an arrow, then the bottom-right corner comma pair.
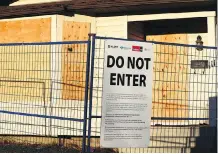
96,16 -> 127,38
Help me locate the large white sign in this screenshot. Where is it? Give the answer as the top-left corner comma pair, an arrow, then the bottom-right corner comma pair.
100,39 -> 154,148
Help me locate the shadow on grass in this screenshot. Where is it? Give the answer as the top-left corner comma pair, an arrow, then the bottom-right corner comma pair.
0,139 -> 118,153
0,142 -> 80,153
92,148 -> 118,153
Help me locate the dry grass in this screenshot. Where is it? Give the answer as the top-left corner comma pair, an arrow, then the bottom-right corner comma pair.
92,148 -> 118,153
0,136 -> 80,153
0,136 -> 118,153
0,143 -> 80,153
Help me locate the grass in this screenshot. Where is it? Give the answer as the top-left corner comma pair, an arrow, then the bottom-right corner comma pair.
92,148 -> 118,153
0,143 -> 80,153
0,137 -> 118,153
0,137 -> 80,153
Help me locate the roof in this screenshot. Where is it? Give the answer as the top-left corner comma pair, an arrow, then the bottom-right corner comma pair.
0,0 -> 17,6
0,0 -> 216,19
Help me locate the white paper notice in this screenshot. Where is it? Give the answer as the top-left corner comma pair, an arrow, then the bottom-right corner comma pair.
100,40 -> 154,148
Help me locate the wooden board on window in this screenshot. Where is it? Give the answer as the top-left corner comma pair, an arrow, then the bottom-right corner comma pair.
62,21 -> 90,100
0,18 -> 51,104
0,18 -> 51,43
146,34 -> 188,119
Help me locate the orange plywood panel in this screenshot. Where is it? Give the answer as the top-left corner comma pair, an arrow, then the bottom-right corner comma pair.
147,34 -> 188,119
62,21 -> 91,100
0,18 -> 51,103
0,18 -> 51,43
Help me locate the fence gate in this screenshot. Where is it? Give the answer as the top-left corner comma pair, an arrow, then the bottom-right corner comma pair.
0,40 -> 91,152
86,34 -> 217,153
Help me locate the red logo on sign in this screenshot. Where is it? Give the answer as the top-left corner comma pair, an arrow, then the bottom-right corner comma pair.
132,46 -> 143,52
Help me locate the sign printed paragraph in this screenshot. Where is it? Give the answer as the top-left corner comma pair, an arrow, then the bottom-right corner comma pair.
100,40 -> 154,148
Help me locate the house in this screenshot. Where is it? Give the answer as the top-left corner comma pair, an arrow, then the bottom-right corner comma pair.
0,0 -> 217,152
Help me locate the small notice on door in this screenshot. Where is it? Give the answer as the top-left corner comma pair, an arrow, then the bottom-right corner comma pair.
100,39 -> 154,148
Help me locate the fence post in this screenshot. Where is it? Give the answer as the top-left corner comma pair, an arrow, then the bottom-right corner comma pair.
82,35 -> 92,153
215,4 -> 218,151
87,34 -> 96,152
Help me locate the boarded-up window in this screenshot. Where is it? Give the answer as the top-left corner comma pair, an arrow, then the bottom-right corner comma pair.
62,21 -> 90,100
147,34 -> 189,120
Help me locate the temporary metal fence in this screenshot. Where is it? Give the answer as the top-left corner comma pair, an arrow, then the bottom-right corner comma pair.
86,35 -> 217,153
0,34 -> 216,153
0,40 -> 91,152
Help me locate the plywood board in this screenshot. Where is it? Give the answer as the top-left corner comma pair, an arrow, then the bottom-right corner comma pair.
0,18 -> 51,43
0,18 -> 51,104
146,34 -> 188,119
62,21 -> 90,100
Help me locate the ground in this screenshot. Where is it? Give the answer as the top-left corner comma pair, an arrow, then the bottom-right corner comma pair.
0,137 -> 118,153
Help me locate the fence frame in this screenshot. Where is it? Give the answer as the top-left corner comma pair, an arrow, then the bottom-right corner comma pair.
86,34 -> 218,152
0,34 -> 216,152
0,39 -> 92,153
